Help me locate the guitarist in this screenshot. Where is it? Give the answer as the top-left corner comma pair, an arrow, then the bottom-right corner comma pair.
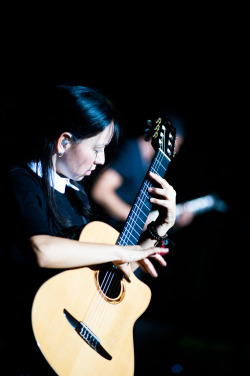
2,84 -> 176,376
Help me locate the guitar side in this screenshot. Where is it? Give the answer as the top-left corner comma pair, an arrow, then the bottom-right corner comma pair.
31,221 -> 151,376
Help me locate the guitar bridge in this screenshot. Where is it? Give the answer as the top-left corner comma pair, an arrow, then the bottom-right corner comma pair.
64,309 -> 112,360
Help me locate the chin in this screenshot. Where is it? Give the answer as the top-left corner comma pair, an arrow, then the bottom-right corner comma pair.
76,176 -> 85,181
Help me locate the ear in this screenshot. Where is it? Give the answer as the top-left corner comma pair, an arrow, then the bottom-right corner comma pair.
57,132 -> 73,154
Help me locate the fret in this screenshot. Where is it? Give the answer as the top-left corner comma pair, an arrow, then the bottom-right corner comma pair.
117,149 -> 170,246
116,117 -> 176,247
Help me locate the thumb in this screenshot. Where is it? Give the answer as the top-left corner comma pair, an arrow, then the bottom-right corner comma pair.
113,262 -> 131,281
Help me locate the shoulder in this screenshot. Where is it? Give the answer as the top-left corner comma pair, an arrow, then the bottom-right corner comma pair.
8,165 -> 41,188
120,138 -> 139,152
7,165 -> 44,203
111,138 -> 139,165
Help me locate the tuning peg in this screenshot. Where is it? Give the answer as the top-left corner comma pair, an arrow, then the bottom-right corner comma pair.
144,120 -> 152,142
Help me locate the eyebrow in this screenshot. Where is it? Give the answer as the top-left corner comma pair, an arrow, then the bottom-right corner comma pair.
95,128 -> 114,148
95,137 -> 113,147
95,143 -> 108,148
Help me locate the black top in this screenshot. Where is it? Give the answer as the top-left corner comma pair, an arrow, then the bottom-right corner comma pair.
7,165 -> 86,265
111,138 -> 150,206
1,165 -> 89,375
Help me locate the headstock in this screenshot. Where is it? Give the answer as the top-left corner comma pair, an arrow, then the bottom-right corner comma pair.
144,117 -> 176,160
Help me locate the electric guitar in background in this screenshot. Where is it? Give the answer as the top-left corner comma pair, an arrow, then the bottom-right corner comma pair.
31,117 -> 176,376
176,194 -> 228,219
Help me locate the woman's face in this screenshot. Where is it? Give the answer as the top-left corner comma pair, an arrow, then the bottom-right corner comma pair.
56,122 -> 114,181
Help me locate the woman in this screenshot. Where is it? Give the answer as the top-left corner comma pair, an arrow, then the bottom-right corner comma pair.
3,84 -> 176,375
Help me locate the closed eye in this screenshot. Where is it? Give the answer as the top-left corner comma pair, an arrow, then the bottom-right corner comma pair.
95,148 -> 104,153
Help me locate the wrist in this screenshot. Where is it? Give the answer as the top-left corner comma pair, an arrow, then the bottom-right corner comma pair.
114,245 -> 123,263
147,221 -> 168,241
153,222 -> 170,237
147,221 -> 175,248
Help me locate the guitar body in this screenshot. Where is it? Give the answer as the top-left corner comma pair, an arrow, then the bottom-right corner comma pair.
32,221 -> 151,376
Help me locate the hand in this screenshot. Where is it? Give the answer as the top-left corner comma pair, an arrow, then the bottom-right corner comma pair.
176,210 -> 195,228
148,171 -> 176,232
113,244 -> 169,279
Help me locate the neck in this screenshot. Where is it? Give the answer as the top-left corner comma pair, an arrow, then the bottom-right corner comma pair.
117,149 -> 170,246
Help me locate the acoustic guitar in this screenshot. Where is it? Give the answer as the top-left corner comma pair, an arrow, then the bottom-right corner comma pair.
31,117 -> 176,375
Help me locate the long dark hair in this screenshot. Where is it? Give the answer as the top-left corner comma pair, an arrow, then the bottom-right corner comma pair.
29,84 -> 120,231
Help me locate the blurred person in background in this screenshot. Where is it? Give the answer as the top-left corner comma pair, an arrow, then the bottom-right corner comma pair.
91,112 -> 192,233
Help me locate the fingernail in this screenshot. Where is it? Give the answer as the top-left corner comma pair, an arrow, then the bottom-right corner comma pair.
159,250 -> 169,255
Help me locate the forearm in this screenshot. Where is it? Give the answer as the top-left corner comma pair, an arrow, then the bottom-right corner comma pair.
30,235 -> 121,269
92,169 -> 131,222
30,234 -> 168,279
98,193 -> 131,222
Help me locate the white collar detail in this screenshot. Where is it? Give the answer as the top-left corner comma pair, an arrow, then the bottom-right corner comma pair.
28,162 -> 80,194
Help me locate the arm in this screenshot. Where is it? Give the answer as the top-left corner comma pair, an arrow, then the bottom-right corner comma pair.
91,168 -> 131,222
30,171 -> 176,279
30,235 -> 121,269
29,234 -> 168,279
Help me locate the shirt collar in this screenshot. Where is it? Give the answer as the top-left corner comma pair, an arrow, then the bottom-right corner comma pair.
28,162 -> 80,194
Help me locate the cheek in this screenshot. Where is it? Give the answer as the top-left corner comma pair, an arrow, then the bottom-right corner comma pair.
73,149 -> 94,170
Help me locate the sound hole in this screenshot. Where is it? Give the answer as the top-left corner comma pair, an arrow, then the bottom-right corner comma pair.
96,265 -> 125,304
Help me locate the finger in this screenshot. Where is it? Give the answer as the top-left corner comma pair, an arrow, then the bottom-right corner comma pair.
149,197 -> 174,209
135,260 -> 148,274
150,252 -> 167,266
114,262 -> 131,281
142,258 -> 158,278
143,247 -> 169,259
148,186 -> 175,198
149,171 -> 172,188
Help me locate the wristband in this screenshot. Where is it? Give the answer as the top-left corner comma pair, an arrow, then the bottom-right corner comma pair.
147,221 -> 176,249
147,221 -> 168,248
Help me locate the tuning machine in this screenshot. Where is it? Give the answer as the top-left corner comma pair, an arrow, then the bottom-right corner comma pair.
144,119 -> 152,142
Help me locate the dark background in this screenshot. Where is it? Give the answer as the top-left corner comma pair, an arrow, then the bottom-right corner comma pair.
1,69 -> 248,375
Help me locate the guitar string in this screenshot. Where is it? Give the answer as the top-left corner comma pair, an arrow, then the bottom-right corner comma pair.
81,198 -> 148,330
90,131 -> 171,330
92,273 -> 122,333
119,161 -> 155,244
85,268 -> 121,333
83,143 -> 169,331
122,184 -> 152,243
118,159 -> 157,246
82,186 -> 153,329
119,150 -> 165,247
84,268 -> 114,328
91,134 -> 170,328
118,179 -> 153,246
121,150 -> 166,245
88,270 -> 115,330
84,261 -> 125,331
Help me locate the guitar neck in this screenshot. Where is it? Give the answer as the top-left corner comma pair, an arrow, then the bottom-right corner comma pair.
117,149 -> 170,246
176,194 -> 228,218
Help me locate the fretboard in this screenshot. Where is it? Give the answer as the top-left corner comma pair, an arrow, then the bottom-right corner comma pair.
117,149 -> 170,246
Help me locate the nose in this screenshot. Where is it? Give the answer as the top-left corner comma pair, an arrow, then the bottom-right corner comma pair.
95,150 -> 105,165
